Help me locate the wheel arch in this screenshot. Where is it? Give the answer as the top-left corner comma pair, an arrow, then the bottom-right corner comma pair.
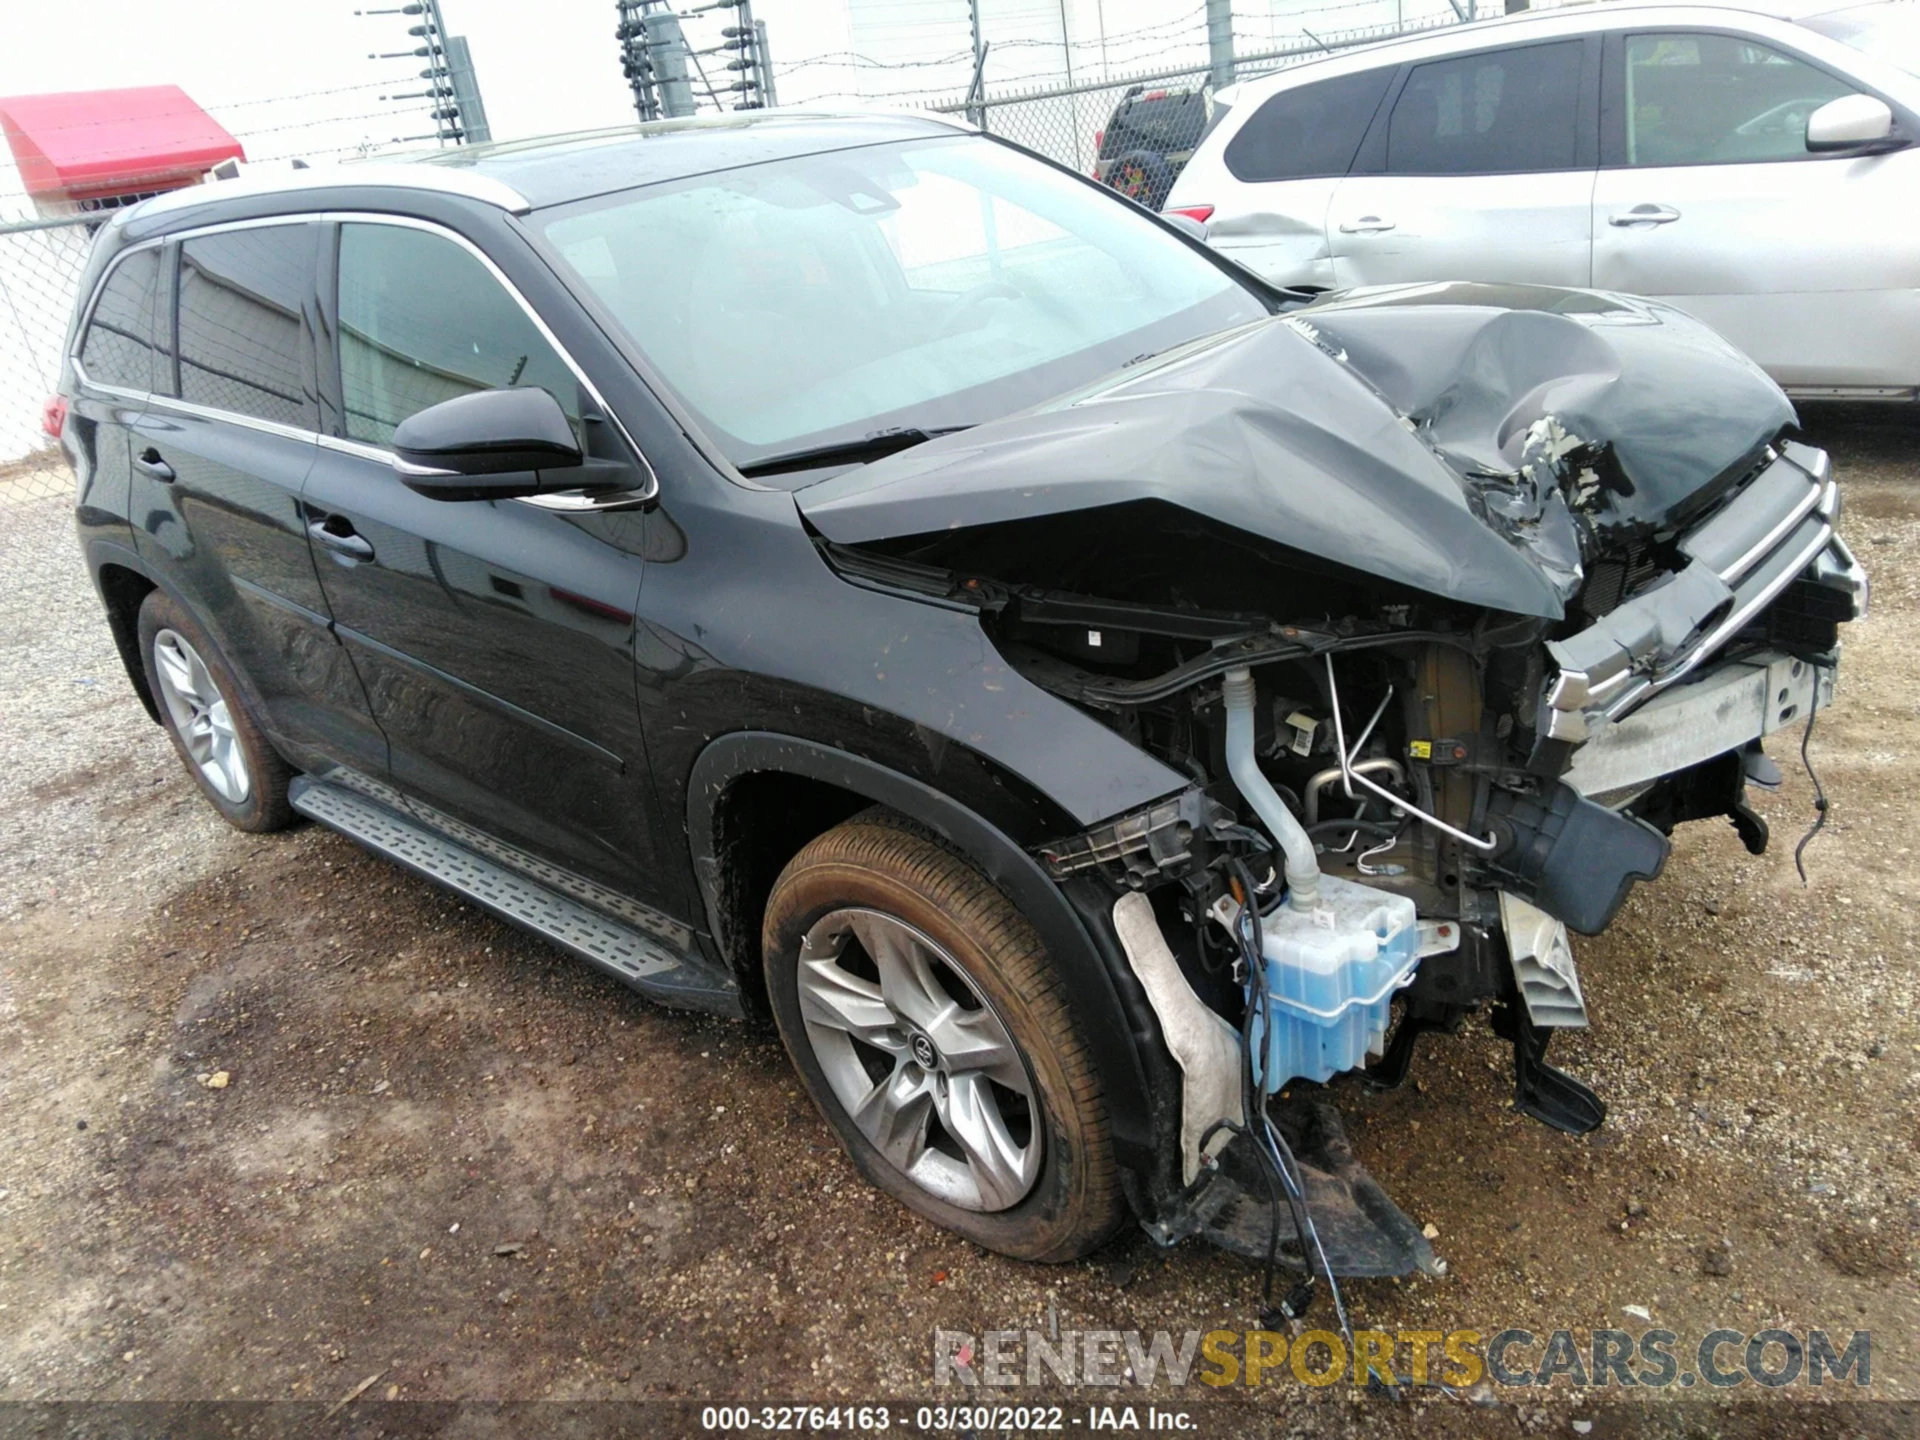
87,541 -> 161,724
686,731 -> 1160,1173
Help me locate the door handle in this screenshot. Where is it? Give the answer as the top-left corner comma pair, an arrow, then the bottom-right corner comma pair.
134,447 -> 175,482
1608,204 -> 1681,227
307,517 -> 375,562
1338,215 -> 1397,234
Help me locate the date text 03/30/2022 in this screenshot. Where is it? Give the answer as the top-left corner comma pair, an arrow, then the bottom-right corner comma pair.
699,1405 -> 1197,1431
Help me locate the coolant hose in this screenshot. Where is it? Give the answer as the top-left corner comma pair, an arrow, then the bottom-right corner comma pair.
1223,666 -> 1320,910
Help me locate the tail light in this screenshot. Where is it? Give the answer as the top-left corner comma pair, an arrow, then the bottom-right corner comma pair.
1166,205 -> 1215,224
1094,128 -> 1105,149
41,395 -> 67,439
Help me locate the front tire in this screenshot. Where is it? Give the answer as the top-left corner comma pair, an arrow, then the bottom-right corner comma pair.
137,589 -> 295,833
762,811 -> 1122,1261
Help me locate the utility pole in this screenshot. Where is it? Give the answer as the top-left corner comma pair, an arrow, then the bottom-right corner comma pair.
615,1 -> 661,119
966,0 -> 988,128
1205,0 -> 1235,89
754,19 -> 777,107
713,0 -> 769,110
614,1 -> 696,119
362,1 -> 488,145
615,0 -> 774,121
649,10 -> 697,118
444,34 -> 490,142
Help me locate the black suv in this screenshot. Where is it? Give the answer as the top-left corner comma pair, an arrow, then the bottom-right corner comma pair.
1094,85 -> 1212,209
61,113 -> 1864,1275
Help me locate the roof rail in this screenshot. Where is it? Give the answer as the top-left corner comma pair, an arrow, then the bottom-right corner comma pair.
128,161 -> 532,222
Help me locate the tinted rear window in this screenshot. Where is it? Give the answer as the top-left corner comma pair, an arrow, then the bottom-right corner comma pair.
1104,92 -> 1210,156
1385,41 -> 1584,175
177,226 -> 317,428
1224,69 -> 1395,182
79,248 -> 161,391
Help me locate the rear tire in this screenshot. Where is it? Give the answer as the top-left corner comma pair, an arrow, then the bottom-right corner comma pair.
137,589 -> 295,833
763,810 -> 1122,1261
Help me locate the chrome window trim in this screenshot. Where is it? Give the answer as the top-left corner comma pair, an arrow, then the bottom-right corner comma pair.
68,210 -> 659,508
68,356 -> 148,404
315,433 -> 391,464
143,390 -> 322,446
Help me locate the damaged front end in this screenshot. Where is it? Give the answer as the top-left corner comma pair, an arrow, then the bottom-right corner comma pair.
796,282 -> 1867,1282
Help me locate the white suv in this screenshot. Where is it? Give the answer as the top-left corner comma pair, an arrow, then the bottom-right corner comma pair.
1165,2 -> 1920,399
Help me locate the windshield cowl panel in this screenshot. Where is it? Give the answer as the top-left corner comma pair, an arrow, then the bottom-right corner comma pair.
532,135 -> 1269,485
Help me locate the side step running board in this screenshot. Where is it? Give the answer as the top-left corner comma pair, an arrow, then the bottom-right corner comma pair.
289,776 -> 740,1017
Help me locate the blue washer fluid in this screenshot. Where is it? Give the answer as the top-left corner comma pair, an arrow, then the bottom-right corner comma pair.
1246,873 -> 1422,1091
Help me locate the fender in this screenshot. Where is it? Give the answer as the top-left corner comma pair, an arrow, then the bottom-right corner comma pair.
686,730 -> 1180,1179
82,537 -> 167,724
81,536 -> 334,775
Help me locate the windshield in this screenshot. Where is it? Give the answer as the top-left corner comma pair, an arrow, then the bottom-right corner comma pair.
1801,3 -> 1920,75
533,135 -> 1267,478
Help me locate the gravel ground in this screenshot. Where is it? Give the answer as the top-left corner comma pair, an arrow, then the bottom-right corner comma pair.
0,412 -> 1915,1439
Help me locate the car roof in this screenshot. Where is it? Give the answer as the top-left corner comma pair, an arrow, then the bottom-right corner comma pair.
1215,1 -> 1846,103
125,110 -> 970,224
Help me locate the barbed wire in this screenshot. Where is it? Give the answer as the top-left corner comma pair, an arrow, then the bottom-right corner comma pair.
208,79 -> 402,111
0,83 -> 430,143
767,0 -> 1482,95
775,5 -> 1217,75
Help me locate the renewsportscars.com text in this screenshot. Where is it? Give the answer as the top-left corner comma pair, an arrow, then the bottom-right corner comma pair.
933,1327 -> 1871,1390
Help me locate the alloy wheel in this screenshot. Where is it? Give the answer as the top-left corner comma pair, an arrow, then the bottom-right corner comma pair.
151,628 -> 251,804
796,908 -> 1042,1213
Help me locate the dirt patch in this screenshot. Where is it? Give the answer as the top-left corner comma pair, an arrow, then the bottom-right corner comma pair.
0,411 -> 1917,1437
1845,487 -> 1920,522
27,765 -> 105,806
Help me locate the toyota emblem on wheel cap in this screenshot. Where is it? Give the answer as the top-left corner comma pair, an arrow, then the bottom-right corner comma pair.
910,1033 -> 938,1069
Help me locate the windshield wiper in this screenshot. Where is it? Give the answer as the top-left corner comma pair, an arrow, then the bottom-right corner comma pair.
737,426 -> 968,478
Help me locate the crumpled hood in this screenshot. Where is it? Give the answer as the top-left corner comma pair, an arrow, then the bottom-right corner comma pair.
795,282 -> 1794,621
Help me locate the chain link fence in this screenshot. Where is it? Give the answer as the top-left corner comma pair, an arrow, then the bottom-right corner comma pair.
1,213 -> 93,517
924,8 -> 1585,209
930,15 -> 1460,205
0,213 -> 101,682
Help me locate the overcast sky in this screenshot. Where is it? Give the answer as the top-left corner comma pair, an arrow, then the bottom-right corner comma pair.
1,0 -> 1454,206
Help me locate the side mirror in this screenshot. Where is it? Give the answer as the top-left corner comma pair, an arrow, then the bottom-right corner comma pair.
391,387 -> 584,500
1806,93 -> 1897,152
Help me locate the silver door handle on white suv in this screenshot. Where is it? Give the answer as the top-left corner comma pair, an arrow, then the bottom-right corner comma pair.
1337,215 -> 1397,234
1608,204 -> 1682,227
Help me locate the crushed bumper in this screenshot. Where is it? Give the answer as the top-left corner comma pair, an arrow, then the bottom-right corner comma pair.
1542,442 -> 1865,747
1565,649 -> 1835,802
